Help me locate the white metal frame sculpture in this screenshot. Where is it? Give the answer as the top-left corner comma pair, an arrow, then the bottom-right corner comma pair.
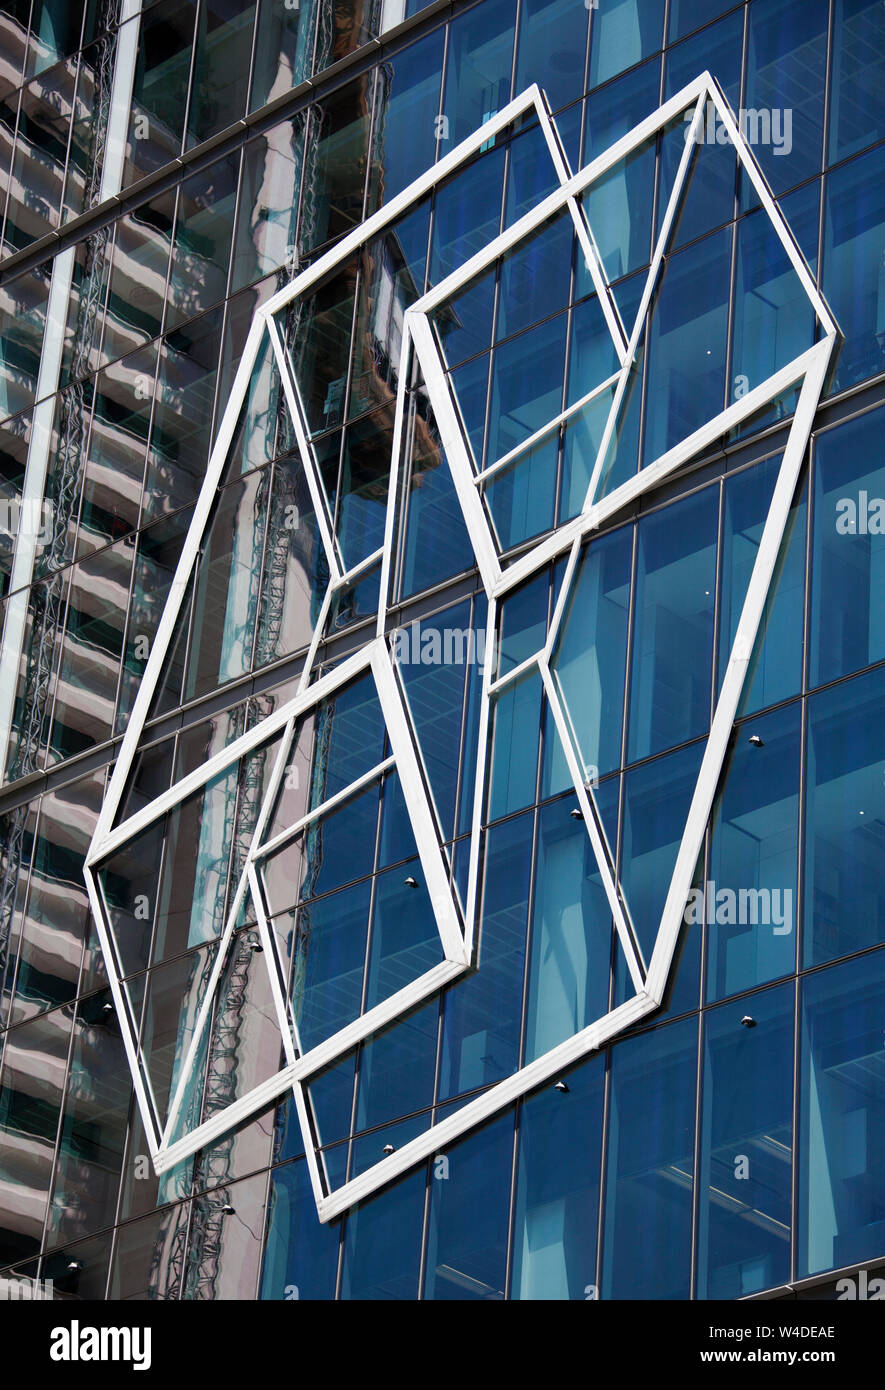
84,72 -> 838,1221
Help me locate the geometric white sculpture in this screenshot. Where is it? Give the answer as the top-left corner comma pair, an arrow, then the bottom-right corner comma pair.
84,72 -> 838,1221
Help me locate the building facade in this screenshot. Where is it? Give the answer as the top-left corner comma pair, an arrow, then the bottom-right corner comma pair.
0,0 -> 884,1302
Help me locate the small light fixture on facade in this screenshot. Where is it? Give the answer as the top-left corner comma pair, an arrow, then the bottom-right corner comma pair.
220,1203 -> 235,1215
554,1080 -> 569,1093
740,1016 -> 757,1029
403,876 -> 418,888
748,734 -> 764,747
383,1143 -> 396,1155
570,808 -> 583,820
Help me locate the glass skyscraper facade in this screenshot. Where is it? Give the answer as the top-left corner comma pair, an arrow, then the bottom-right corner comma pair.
0,0 -> 884,1304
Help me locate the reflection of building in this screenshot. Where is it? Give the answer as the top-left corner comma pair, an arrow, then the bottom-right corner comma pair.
0,0 -> 884,1304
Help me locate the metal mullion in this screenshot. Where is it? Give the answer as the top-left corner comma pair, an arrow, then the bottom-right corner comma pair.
37,992 -> 83,1261
447,588 -> 479,859
593,1045 -> 612,1299
789,972 -> 800,1286
177,0 -> 202,165
688,1008 -> 703,1299
221,144 -> 246,305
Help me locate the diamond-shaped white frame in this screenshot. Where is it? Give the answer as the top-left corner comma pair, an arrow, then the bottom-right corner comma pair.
84,72 -> 838,1222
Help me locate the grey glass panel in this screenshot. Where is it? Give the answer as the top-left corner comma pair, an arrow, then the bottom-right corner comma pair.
124,0 -> 196,185
706,704 -> 800,1003
143,304 -> 223,521
251,0 -> 315,112
166,154 -> 239,332
799,947 -> 885,1277
186,0 -> 255,149
101,196 -> 174,364
117,508 -> 191,727
804,665 -> 885,968
233,119 -> 304,292
698,983 -> 794,1299
602,1015 -> 697,1299
0,266 -> 49,423
106,1200 -> 190,1299
810,405 -> 885,688
512,1054 -> 604,1300
0,1005 -> 72,1264
47,988 -> 131,1248
299,76 -> 373,252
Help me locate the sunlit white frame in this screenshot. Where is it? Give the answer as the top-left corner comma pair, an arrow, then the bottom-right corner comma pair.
84,72 -> 838,1221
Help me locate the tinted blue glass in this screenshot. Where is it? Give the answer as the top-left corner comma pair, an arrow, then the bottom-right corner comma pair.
642,228 -> 731,467
524,797 -> 615,1062
588,0 -> 666,88
439,811 -> 532,1100
706,704 -> 800,1002
504,122 -> 564,227
424,1110 -> 513,1299
804,665 -> 885,968
618,740 -> 704,1017
719,457 -> 806,715
778,178 -> 821,278
823,143 -> 885,396
290,880 -> 373,1052
731,206 -> 815,396
668,0 -> 736,42
428,144 -> 505,286
260,1159 -> 340,1300
602,1015 -> 697,1299
810,405 -> 885,687
399,398 -> 476,598
496,212 -> 574,341
829,0 -> 885,163
582,61 -> 660,282
364,861 -> 442,1009
442,0 -> 516,147
628,485 -> 718,762
487,314 -> 569,460
515,0 -> 588,115
340,1166 -> 426,1298
512,1053 -> 605,1299
371,31 -> 444,205
799,947 -> 885,1276
498,572 -> 549,676
698,983 -> 794,1298
353,997 -> 438,1133
550,525 -> 632,782
487,668 -> 542,820
744,0 -> 828,199
433,264 -> 496,368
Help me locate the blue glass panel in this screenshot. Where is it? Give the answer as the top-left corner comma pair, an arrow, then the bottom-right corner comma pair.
706,704 -> 800,1003
628,485 -> 718,762
588,0 -> 666,88
364,860 -> 442,1009
515,0 -> 588,115
618,740 -> 704,1016
498,571 -> 549,676
512,1053 -> 605,1299
428,144 -> 505,286
487,667 -> 542,820
778,179 -> 821,280
829,0 -> 885,163
698,983 -> 794,1298
353,997 -> 439,1134
730,207 -> 815,406
550,524 -> 632,782
719,456 -> 806,715
799,947 -> 885,1277
668,0 -> 736,42
602,1015 -> 697,1299
399,395 -> 475,598
804,665 -> 885,968
424,1110 -> 513,1299
340,1166 -> 426,1298
439,811 -> 532,1099
642,228 -> 731,468
744,0 -> 828,200
810,405 -> 885,687
582,63 -> 661,283
371,31 -> 444,206
290,880 -> 373,1053
260,1159 -> 340,1300
504,121 -> 564,228
496,211 -> 574,341
524,797 -> 615,1062
441,0 -> 516,148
